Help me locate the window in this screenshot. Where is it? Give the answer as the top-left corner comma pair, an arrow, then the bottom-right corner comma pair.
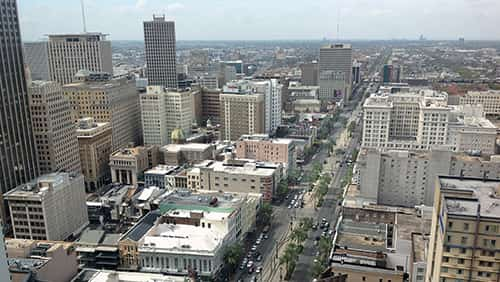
463,223 -> 469,230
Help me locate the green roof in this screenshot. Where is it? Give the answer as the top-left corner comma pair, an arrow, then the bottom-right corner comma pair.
160,203 -> 235,214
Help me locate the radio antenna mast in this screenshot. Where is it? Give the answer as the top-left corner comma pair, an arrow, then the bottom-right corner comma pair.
337,8 -> 340,41
80,0 -> 87,33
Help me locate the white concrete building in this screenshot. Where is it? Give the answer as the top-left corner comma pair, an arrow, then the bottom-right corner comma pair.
140,86 -> 193,145
459,90 -> 500,116
143,16 -> 177,88
358,148 -> 500,207
46,33 -> 112,85
251,79 -> 283,134
4,173 -> 88,241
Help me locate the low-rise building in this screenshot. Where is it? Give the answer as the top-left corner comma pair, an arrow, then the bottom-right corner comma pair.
330,204 -> 431,282
6,239 -> 78,282
160,143 -> 215,166
76,117 -> 113,192
144,165 -> 188,190
109,146 -> 159,187
71,269 -> 189,282
75,229 -> 121,270
188,159 -> 282,201
4,173 -> 88,241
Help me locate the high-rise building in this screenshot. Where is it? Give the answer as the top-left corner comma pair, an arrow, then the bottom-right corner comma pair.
28,81 -> 81,175
300,62 -> 319,86
352,62 -> 361,84
23,42 -> 50,81
251,79 -> 283,134
62,71 -> 141,151
143,15 -> 177,88
0,227 -> 10,282
201,88 -> 221,125
382,63 -> 402,83
4,173 -> 89,241
47,33 -> 112,85
140,86 -> 193,146
425,176 -> 500,282
319,44 -> 353,102
220,81 -> 265,141
0,0 -> 39,199
76,118 -> 112,192
459,90 -> 500,116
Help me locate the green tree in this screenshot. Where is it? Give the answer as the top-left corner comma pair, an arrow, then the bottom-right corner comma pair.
347,120 -> 356,136
277,180 -> 289,198
222,242 -> 244,271
311,259 -> 325,278
258,203 -> 273,226
290,226 -> 307,244
280,243 -> 300,278
318,237 -> 333,260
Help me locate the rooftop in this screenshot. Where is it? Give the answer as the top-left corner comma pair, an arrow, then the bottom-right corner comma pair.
71,269 -> 188,282
4,173 -> 80,199
140,223 -> 225,254
439,176 -> 500,219
144,165 -> 179,176
121,211 -> 161,242
161,143 -> 213,153
195,160 -> 276,177
159,190 -> 248,214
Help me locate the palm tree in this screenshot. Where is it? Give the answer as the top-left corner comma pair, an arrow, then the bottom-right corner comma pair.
290,227 -> 307,244
223,243 -> 243,271
280,243 -> 300,278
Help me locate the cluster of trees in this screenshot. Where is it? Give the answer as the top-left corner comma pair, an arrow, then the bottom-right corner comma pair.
313,173 -> 332,207
312,236 -> 334,278
222,242 -> 244,274
279,217 -> 313,280
257,203 -> 273,227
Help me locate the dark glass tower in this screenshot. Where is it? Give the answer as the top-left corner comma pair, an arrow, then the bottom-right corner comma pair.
0,0 -> 39,195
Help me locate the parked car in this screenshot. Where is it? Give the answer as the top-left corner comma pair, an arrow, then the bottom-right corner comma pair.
256,266 -> 263,274
256,255 -> 262,262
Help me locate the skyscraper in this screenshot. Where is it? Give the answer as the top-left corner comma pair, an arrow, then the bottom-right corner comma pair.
251,79 -> 283,134
23,42 -> 50,81
28,81 -> 81,175
300,62 -> 319,86
143,15 -> 178,88
319,44 -> 353,102
0,0 -> 39,197
47,33 -> 113,85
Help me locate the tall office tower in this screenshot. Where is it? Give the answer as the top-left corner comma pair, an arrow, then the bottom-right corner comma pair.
140,86 -> 193,146
62,71 -> 141,151
382,64 -> 393,83
28,81 -> 81,175
143,15 -> 178,88
251,79 -> 283,134
319,44 -> 353,102
300,62 -> 319,86
0,227 -> 10,282
47,33 -> 112,85
0,0 -> 39,198
426,176 -> 500,282
23,42 -> 50,81
352,62 -> 361,84
220,82 -> 265,141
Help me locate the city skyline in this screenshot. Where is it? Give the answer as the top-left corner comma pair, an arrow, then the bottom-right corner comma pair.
19,0 -> 500,41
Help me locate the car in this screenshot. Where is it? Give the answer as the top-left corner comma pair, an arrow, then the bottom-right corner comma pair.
256,266 -> 263,273
256,255 -> 262,262
239,263 -> 245,270
287,205 -> 292,209
263,234 -> 269,239
247,261 -> 254,268
243,257 -> 248,264
259,233 -> 264,240
255,239 -> 261,245
285,194 -> 289,199
291,200 -> 295,205
251,277 -> 257,282
251,245 -> 257,252
248,266 -> 255,274
322,231 -> 328,237
315,251 -> 320,257
321,217 -> 327,223
247,253 -> 252,258
312,223 -> 318,230
328,229 -> 334,236
314,240 -> 318,246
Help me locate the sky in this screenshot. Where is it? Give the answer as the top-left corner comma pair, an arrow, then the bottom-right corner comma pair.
18,0 -> 500,41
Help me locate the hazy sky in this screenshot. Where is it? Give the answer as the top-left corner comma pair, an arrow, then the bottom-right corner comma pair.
18,0 -> 500,41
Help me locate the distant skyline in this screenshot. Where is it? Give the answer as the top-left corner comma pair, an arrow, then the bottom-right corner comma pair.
19,0 -> 500,41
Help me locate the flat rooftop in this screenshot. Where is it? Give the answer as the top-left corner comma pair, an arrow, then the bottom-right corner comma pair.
195,160 -> 276,177
439,176 -> 500,219
72,269 -> 187,282
140,223 -> 224,254
159,191 -> 247,214
4,173 -> 78,199
144,165 -> 179,176
161,143 -> 213,153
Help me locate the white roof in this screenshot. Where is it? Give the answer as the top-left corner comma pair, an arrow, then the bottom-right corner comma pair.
83,270 -> 187,282
162,143 -> 212,153
140,224 -> 225,255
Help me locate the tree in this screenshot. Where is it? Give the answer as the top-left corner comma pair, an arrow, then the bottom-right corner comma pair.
347,121 -> 356,136
277,180 -> 289,198
290,226 -> 307,244
258,203 -> 273,226
280,243 -> 300,278
222,242 -> 244,271
318,237 -> 333,260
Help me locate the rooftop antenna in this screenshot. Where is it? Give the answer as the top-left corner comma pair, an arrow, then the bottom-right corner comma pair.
80,0 -> 87,33
336,7 -> 340,42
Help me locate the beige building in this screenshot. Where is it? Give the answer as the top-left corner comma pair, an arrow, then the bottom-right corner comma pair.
28,80 -> 81,175
140,86 -> 193,146
4,173 -> 88,241
235,134 -> 296,171
76,117 -> 112,192
62,71 -> 141,150
358,148 -> 500,207
188,160 -> 282,202
220,93 -> 265,141
6,239 -> 78,282
161,143 -> 215,166
459,90 -> 500,116
425,176 -> 500,282
109,146 -> 159,187
319,44 -> 353,101
47,33 -> 112,85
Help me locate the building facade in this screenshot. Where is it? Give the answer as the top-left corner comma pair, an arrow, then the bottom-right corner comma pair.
140,86 -> 193,146
319,44 -> 353,101
235,135 -> 296,171
300,62 -> 319,86
4,173 -> 88,241
0,0 -> 39,205
143,15 -> 177,88
109,146 -> 159,187
252,79 -> 283,134
220,92 -> 264,141
62,71 -> 141,150
47,33 -> 112,85
201,88 -> 221,125
76,118 -> 113,192
425,176 -> 500,282
23,42 -> 50,81
459,90 -> 500,116
28,81 -> 81,175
